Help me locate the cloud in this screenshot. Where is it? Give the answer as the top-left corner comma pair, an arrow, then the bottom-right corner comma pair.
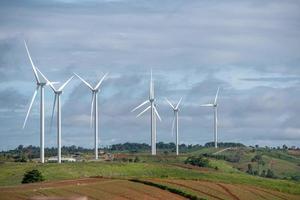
0,0 -> 300,149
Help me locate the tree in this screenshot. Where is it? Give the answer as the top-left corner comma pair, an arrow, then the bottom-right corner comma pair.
260,170 -> 266,177
251,154 -> 265,174
246,163 -> 253,175
266,169 -> 275,178
22,169 -> 45,184
185,156 -> 210,167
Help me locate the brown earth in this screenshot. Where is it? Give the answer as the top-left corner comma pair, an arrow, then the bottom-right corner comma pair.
148,178 -> 300,200
0,178 -> 186,200
1,177 -> 299,200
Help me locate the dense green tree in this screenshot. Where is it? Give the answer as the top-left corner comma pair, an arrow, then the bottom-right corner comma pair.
22,169 -> 45,184
266,169 -> 275,178
185,156 -> 210,167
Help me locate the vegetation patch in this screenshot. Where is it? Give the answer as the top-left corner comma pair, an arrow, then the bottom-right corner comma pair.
21,169 -> 45,184
130,179 -> 206,200
185,155 -> 210,167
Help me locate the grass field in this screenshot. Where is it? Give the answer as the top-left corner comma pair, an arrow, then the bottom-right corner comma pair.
0,161 -> 299,195
0,147 -> 300,199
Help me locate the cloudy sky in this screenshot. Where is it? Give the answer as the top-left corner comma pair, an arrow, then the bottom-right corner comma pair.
0,0 -> 300,150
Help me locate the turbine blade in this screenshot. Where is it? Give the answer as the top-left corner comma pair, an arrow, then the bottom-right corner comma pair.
171,114 -> 175,137
200,104 -> 214,107
23,86 -> 39,128
24,40 -> 40,83
131,100 -> 149,112
35,67 -> 55,90
214,87 -> 220,105
50,94 -> 57,132
150,69 -> 154,99
175,97 -> 183,109
95,73 -> 108,90
58,76 -> 74,91
74,73 -> 93,90
90,93 -> 95,127
136,105 -> 151,118
48,81 -> 59,85
165,98 -> 175,109
154,106 -> 162,121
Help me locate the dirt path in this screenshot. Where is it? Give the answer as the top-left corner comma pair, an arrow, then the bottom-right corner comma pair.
216,183 -> 240,200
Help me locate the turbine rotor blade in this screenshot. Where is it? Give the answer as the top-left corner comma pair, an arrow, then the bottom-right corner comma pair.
154,106 -> 162,121
23,86 -> 39,129
136,105 -> 151,118
175,97 -> 183,109
95,73 -> 108,90
90,92 -> 95,127
150,69 -> 154,99
171,114 -> 175,137
131,100 -> 149,112
50,94 -> 57,131
74,73 -> 93,90
165,98 -> 175,109
24,40 -> 40,83
49,81 -> 59,85
214,87 -> 220,105
200,104 -> 214,107
35,67 -> 54,90
58,76 -> 74,91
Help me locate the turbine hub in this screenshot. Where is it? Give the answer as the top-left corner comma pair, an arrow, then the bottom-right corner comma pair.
39,82 -> 46,86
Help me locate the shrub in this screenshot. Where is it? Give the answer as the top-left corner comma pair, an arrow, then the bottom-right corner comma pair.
266,169 -> 275,178
185,155 -> 210,167
134,156 -> 140,163
22,169 -> 45,184
291,175 -> 300,181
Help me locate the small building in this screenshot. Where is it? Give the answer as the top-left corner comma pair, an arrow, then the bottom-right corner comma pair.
47,157 -> 76,163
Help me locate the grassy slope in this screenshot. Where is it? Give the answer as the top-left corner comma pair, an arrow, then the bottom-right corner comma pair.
0,161 -> 299,195
212,148 -> 300,178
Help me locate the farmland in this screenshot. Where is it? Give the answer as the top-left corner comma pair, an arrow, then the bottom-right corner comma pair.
0,146 -> 300,199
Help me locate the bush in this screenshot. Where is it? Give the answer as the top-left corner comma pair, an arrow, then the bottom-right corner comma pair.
266,169 -> 275,178
134,156 -> 140,163
22,169 -> 45,184
185,155 -> 210,167
291,175 -> 300,181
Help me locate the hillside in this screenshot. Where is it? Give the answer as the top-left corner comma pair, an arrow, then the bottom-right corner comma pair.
0,145 -> 299,199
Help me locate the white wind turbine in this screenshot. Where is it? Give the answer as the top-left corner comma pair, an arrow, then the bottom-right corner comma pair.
36,68 -> 73,163
200,87 -> 220,148
165,97 -> 182,155
131,71 -> 161,155
22,41 -> 54,163
74,73 -> 108,160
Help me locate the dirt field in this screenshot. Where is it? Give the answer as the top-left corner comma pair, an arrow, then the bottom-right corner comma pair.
1,177 -> 299,200
0,178 -> 186,200
149,179 -> 300,200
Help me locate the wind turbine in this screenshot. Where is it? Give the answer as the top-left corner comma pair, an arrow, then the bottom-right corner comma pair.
22,41 -> 53,163
131,70 -> 161,155
36,68 -> 73,163
74,73 -> 108,160
165,97 -> 182,155
200,87 -> 220,148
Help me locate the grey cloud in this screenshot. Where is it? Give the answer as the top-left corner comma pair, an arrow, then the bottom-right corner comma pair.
1,0 -> 300,149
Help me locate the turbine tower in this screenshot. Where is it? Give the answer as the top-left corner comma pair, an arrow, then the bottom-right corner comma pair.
200,87 -> 220,148
165,97 -> 182,155
36,68 -> 73,163
23,41 -> 51,163
74,73 -> 108,160
131,70 -> 161,155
